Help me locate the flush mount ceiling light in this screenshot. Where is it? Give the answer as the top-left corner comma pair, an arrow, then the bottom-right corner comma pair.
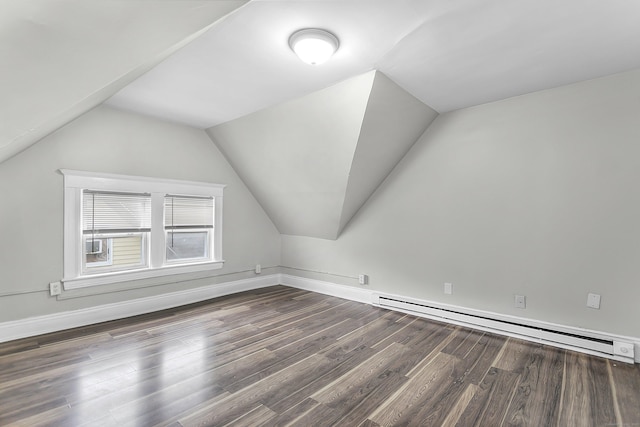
289,28 -> 339,65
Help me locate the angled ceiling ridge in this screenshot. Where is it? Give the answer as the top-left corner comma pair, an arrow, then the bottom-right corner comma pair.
0,0 -> 248,164
207,70 -> 439,240
337,71 -> 439,235
207,71 -> 378,240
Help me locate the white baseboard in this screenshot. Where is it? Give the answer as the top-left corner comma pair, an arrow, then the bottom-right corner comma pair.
0,274 -> 279,343
3,273 -> 638,364
280,275 -> 640,364
279,273 -> 371,304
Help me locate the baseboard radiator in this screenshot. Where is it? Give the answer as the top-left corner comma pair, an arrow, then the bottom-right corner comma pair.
373,294 -> 636,364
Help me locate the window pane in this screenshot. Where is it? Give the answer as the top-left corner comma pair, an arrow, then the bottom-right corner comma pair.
166,231 -> 208,261
84,234 -> 147,272
85,238 -> 111,267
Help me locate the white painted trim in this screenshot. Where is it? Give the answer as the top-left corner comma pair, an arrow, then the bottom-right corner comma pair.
60,169 -> 225,287
279,275 -> 640,364
370,291 -> 624,344
63,260 -> 225,290
375,295 -> 635,364
0,274 -> 279,344
59,169 -> 226,194
279,274 -> 371,304
3,273 -> 638,364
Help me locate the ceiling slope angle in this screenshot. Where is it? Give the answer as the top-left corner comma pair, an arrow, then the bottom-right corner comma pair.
0,0 -> 248,164
207,70 -> 438,240
338,72 -> 438,234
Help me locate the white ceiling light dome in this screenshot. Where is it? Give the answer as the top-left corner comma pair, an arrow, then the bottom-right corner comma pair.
289,28 -> 339,65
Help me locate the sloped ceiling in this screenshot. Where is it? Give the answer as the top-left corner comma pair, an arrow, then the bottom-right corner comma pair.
107,0 -> 640,129
338,72 -> 439,234
0,0 -> 247,163
208,71 -> 437,239
4,0 -> 640,241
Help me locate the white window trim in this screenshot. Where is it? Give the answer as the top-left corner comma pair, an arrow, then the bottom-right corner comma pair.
61,169 -> 225,290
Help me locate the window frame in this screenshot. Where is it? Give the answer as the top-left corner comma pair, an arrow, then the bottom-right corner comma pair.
61,169 -> 224,290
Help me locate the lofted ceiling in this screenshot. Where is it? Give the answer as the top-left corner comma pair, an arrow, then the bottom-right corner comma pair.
0,0 -> 248,164
107,0 -> 640,128
208,71 -> 438,239
3,0 -> 640,239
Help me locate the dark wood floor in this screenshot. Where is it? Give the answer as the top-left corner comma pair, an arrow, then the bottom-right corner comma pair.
1,286 -> 638,426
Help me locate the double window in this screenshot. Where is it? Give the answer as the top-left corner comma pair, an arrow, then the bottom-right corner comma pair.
62,170 -> 224,289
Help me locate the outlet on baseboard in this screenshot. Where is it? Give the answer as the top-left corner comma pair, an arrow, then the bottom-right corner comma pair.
358,274 -> 369,285
255,264 -> 261,274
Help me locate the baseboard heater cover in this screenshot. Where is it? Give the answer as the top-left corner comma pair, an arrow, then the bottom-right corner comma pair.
373,294 -> 635,364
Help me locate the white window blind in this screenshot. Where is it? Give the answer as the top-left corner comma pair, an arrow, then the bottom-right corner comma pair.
164,195 -> 214,230
83,190 -> 152,234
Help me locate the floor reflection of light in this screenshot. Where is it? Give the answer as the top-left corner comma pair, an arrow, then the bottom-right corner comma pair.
132,331 -> 209,423
160,333 -> 208,387
66,327 -> 212,424
71,358 -> 140,425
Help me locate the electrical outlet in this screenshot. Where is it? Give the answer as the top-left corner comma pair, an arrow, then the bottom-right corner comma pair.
255,264 -> 261,274
358,274 -> 368,285
587,293 -> 601,309
444,282 -> 453,295
515,295 -> 526,309
49,281 -> 62,296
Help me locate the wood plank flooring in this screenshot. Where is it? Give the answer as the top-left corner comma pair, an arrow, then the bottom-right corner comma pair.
0,285 -> 638,426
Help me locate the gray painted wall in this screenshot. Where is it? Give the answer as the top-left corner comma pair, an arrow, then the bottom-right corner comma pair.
2,68 -> 639,341
281,69 -> 640,338
0,105 -> 281,322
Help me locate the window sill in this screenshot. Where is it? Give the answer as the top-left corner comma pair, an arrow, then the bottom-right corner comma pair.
62,260 -> 225,290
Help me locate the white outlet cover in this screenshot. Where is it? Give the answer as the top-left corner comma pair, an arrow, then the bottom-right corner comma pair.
515,295 -> 526,309
444,282 -> 453,295
49,281 -> 62,296
587,293 -> 601,309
